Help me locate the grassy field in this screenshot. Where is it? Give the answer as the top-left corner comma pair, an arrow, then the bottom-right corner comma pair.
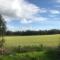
0,34 -> 60,60
4,34 -> 60,47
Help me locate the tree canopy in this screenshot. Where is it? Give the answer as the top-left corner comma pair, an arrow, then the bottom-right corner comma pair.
0,15 -> 6,36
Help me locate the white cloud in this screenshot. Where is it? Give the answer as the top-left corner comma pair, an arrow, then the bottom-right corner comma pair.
33,17 -> 48,21
20,16 -> 48,24
0,0 -> 48,31
55,0 -> 60,3
49,10 -> 60,14
0,0 -> 45,23
6,24 -> 21,31
49,15 -> 57,17
6,24 -> 16,31
55,5 -> 60,7
39,8 -> 47,13
20,19 -> 32,24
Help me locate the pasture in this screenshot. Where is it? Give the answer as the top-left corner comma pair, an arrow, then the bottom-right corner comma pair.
4,34 -> 60,47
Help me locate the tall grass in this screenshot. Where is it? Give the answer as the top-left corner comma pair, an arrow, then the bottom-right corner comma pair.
0,44 -> 60,60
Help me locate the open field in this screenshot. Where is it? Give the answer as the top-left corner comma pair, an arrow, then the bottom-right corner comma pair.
0,34 -> 60,60
4,34 -> 60,47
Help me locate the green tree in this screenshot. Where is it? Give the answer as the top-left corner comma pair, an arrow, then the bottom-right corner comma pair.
0,14 -> 6,47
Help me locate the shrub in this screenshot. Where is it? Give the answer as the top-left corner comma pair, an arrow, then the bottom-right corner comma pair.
45,45 -> 60,60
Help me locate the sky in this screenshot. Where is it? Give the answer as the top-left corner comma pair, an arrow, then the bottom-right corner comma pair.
0,0 -> 60,31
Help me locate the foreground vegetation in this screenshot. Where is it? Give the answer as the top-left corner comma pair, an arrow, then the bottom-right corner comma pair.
0,34 -> 60,60
0,45 -> 60,60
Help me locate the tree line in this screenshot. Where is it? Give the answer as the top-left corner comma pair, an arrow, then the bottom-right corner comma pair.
6,29 -> 60,36
0,14 -> 60,36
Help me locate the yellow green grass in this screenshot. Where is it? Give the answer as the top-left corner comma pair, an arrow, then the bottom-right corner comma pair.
4,34 -> 60,47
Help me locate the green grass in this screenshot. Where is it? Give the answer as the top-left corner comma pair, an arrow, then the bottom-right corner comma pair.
0,34 -> 60,60
4,34 -> 60,47
0,51 -> 47,60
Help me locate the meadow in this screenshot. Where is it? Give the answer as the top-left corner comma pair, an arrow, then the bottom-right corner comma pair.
4,34 -> 60,47
0,34 -> 60,60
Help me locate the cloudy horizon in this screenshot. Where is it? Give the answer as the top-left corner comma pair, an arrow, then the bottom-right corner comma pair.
0,0 -> 60,31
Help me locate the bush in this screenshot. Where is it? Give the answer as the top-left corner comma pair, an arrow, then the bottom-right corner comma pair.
45,45 -> 60,60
